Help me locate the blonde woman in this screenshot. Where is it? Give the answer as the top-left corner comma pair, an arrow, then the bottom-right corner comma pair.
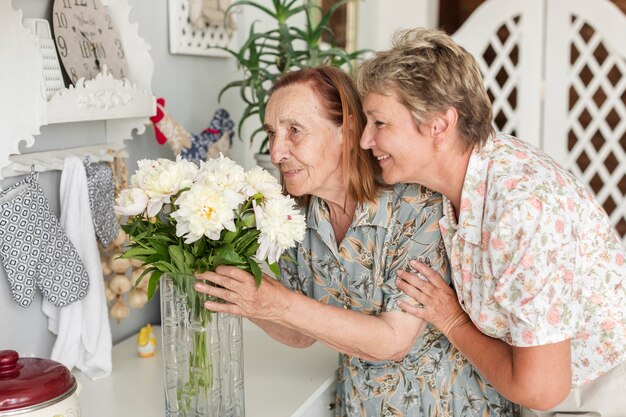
357,28 -> 626,417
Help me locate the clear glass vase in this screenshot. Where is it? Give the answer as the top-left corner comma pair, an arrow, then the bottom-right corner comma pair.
160,274 -> 245,417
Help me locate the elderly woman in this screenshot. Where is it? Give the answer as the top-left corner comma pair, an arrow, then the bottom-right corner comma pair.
195,66 -> 513,416
357,28 -> 626,417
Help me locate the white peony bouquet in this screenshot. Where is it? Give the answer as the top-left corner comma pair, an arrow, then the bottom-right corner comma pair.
115,155 -> 306,298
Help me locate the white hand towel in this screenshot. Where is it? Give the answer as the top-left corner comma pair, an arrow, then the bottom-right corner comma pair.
41,156 -> 112,379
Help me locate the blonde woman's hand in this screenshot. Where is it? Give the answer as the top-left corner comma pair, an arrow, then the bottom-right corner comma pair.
396,260 -> 470,339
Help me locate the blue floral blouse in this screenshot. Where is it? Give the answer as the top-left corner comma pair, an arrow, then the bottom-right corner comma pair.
279,183 -> 516,417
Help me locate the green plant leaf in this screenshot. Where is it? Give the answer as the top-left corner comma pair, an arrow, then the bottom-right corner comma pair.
146,270 -> 163,300
120,246 -> 155,259
247,256 -> 263,287
168,245 -> 186,272
214,244 -> 245,265
268,262 -> 280,278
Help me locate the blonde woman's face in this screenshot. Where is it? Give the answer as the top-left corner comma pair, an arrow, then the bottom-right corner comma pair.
264,83 -> 344,199
360,92 -> 433,185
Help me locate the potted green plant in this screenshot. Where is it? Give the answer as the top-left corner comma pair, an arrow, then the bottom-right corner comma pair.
219,0 -> 367,173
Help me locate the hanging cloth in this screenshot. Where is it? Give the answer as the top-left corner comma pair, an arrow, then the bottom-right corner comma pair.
42,156 -> 112,379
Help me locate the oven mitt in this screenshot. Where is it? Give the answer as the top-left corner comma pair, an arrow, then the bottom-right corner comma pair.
84,160 -> 119,248
0,172 -> 89,308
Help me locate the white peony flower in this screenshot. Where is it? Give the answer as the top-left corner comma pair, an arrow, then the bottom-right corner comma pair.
244,166 -> 283,200
130,156 -> 199,217
115,188 -> 149,216
255,197 -> 306,264
171,183 -> 246,243
195,154 -> 246,194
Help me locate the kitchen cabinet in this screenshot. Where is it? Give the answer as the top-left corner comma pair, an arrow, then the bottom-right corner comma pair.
74,323 -> 338,417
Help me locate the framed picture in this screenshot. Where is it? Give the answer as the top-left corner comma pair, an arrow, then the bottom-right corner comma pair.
168,0 -> 237,57
320,0 -> 358,53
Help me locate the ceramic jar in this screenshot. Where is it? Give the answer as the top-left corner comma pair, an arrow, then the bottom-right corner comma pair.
0,350 -> 80,417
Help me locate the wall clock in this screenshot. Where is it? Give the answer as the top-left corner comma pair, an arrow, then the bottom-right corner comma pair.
52,0 -> 129,84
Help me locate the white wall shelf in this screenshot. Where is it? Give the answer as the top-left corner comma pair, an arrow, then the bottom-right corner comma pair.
0,0 -> 156,181
46,69 -> 155,125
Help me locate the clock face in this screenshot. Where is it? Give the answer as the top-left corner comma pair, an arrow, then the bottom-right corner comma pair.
52,0 -> 129,84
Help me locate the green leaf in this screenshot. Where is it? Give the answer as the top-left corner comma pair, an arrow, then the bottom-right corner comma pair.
268,262 -> 280,278
168,245 -> 187,272
247,256 -> 263,287
120,246 -> 155,259
152,260 -> 174,273
214,244 -> 245,265
222,229 -> 238,244
146,270 -> 163,300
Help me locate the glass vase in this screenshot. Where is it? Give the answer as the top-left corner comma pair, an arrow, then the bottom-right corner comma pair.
160,274 -> 245,417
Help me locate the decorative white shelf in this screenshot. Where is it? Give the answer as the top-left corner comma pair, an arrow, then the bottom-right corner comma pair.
46,69 -> 155,124
0,0 -> 156,182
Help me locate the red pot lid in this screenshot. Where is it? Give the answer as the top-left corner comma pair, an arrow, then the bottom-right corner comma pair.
0,349 -> 76,412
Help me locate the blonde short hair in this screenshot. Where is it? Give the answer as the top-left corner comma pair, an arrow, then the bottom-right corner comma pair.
357,28 -> 494,149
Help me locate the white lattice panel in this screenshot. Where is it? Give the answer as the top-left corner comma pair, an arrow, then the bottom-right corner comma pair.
453,0 -> 543,148
543,0 -> 626,243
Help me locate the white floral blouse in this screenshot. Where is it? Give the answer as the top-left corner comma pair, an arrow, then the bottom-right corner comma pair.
440,133 -> 626,386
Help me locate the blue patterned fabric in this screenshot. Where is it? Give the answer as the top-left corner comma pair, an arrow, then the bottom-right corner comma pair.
180,108 -> 235,165
279,184 -> 516,417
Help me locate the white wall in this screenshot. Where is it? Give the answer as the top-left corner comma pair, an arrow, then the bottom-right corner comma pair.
0,0 -> 438,360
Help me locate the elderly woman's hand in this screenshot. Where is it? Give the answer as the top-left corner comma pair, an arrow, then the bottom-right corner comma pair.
396,260 -> 471,338
194,265 -> 287,321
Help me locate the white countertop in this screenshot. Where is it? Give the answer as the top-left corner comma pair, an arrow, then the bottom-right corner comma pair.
74,322 -> 338,417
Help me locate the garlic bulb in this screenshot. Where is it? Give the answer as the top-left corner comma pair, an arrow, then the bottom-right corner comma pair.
112,229 -> 127,247
109,274 -> 132,295
105,284 -> 116,302
130,258 -> 143,268
131,268 -> 149,289
128,289 -> 149,309
110,297 -> 129,321
110,255 -> 132,273
101,259 -> 112,276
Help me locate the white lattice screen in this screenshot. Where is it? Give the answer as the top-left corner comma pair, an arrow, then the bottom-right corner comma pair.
454,0 -> 626,244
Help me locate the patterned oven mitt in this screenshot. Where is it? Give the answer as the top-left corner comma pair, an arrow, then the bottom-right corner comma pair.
84,160 -> 119,248
0,172 -> 89,307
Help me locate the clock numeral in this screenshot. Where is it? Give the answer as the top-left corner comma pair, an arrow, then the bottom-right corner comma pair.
73,0 -> 88,7
105,15 -> 114,30
115,39 -> 125,59
56,35 -> 68,58
54,12 -> 68,29
80,39 -> 93,59
95,41 -> 107,59
69,67 -> 79,84
62,0 -> 72,9
91,0 -> 98,9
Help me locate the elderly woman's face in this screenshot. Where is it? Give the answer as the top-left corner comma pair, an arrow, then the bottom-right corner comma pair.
360,91 -> 432,185
264,83 -> 344,198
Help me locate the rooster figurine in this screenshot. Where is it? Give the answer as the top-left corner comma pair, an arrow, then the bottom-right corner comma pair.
137,324 -> 157,358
